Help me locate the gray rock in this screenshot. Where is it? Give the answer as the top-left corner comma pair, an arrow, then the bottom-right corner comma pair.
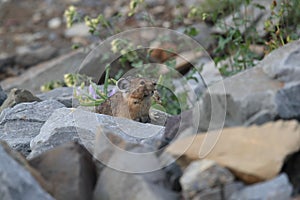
29,142 -> 97,200
0,85 -> 7,106
0,142 -> 54,200
0,141 -> 53,195
198,60 -> 282,131
64,23 -> 90,38
0,54 -> 14,76
0,48 -> 89,93
276,82 -> 300,119
223,182 -> 245,199
93,146 -> 179,200
192,187 -> 221,200
177,23 -> 213,49
15,44 -> 57,67
230,173 -> 293,200
0,100 -> 65,156
29,108 -> 165,159
0,88 -> 41,112
263,40 -> 300,84
37,87 -> 75,108
180,160 -> 235,199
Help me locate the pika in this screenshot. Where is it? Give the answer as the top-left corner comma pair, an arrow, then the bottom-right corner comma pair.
96,77 -> 158,123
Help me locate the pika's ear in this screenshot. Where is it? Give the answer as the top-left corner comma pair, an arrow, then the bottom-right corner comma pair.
116,78 -> 130,92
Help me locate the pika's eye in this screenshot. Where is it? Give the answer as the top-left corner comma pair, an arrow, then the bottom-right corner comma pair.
133,100 -> 140,104
140,81 -> 145,85
153,82 -> 157,86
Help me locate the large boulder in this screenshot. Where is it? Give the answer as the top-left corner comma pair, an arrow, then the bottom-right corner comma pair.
0,100 -> 65,156
29,108 -> 165,159
167,120 -> 300,183
29,142 -> 97,200
0,142 -> 54,200
198,40 -> 300,131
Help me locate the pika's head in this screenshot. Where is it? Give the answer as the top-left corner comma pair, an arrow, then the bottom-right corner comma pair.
116,77 -> 156,99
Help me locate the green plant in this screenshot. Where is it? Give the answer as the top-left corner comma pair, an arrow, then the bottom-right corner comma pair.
264,0 -> 299,53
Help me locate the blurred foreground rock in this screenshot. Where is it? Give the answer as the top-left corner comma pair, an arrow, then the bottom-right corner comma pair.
93,145 -> 179,200
0,142 -> 54,200
180,160 -> 241,200
230,174 -> 292,200
29,142 -> 97,200
167,120 -> 300,183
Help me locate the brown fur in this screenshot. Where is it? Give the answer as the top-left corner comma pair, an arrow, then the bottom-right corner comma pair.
96,77 -> 157,122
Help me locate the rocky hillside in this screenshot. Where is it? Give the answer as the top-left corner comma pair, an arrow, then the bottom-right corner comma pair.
0,0 -> 300,200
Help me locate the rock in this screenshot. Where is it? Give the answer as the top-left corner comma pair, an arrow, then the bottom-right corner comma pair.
64,23 -> 90,38
177,23 -> 213,49
276,82 -> 300,119
198,40 -> 300,130
180,160 -> 235,199
29,108 -> 165,159
199,66 -> 280,131
0,142 -> 54,200
0,48 -> 89,93
15,44 -> 57,67
47,17 -> 62,29
263,40 -> 300,84
0,88 -> 41,112
0,85 -> 7,106
29,142 -> 97,200
229,174 -> 293,200
37,87 -> 75,108
224,182 -> 245,200
0,100 -> 65,156
93,146 -> 179,200
0,141 -> 53,195
283,151 -> 300,195
0,53 -> 14,79
167,120 -> 300,183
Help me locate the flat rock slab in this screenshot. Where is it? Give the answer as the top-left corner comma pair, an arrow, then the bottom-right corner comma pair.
37,87 -> 75,108
29,108 -> 165,159
167,120 -> 300,183
0,49 -> 88,94
0,100 -> 65,156
0,142 -> 54,200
